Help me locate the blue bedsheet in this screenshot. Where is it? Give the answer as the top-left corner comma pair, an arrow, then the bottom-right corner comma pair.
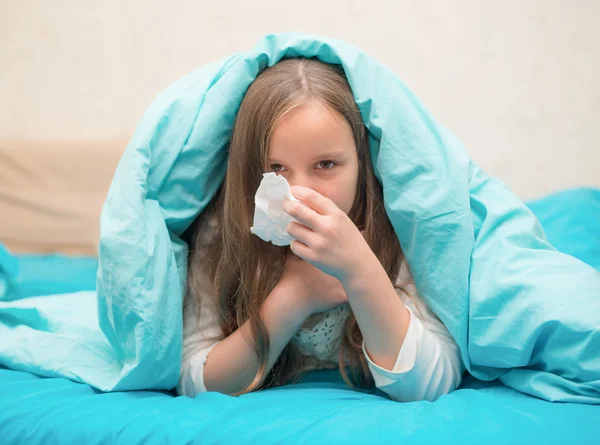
0,367 -> 598,445
1,187 -> 598,444
1,252 -> 97,300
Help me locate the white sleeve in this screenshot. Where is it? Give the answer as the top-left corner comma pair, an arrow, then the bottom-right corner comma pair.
176,287 -> 224,398
361,262 -> 465,402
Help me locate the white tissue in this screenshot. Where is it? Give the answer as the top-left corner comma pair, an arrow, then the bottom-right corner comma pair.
250,172 -> 303,246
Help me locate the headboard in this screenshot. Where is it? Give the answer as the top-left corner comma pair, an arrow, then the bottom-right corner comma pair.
0,140 -> 126,256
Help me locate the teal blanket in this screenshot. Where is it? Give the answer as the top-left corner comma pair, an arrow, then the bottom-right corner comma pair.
1,33 -> 599,403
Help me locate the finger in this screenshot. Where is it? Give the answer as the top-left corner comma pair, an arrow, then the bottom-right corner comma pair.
290,186 -> 338,216
282,199 -> 319,231
289,239 -> 312,261
287,221 -> 317,247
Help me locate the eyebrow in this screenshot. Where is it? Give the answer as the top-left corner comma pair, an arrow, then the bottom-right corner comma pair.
268,151 -> 349,162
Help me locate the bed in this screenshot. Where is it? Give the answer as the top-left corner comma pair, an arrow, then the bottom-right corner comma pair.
1,186 -> 599,444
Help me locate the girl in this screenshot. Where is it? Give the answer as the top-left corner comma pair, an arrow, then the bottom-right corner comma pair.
177,57 -> 465,402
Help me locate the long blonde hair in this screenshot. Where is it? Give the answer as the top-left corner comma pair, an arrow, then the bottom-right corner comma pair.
185,57 -> 409,395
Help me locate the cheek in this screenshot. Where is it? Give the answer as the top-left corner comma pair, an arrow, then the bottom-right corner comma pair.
320,177 -> 356,213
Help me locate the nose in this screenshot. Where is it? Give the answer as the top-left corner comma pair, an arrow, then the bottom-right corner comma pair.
286,174 -> 313,192
286,176 -> 316,204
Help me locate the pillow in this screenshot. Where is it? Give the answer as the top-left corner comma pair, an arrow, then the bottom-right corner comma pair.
0,244 -> 18,301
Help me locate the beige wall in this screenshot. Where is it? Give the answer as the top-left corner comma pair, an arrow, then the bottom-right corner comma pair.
1,0 -> 599,200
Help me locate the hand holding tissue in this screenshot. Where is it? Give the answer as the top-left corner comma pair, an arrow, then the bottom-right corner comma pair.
250,172 -> 304,246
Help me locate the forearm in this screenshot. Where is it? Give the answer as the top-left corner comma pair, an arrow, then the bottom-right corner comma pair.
341,251 -> 411,370
204,282 -> 308,395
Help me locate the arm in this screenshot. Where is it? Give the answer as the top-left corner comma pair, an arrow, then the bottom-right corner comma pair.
204,281 -> 309,395
341,250 -> 411,371
178,280 -> 309,397
362,292 -> 465,402
343,255 -> 465,402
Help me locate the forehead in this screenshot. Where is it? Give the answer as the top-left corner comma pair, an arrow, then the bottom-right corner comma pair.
268,102 -> 355,161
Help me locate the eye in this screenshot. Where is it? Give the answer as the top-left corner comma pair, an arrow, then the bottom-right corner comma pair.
317,160 -> 336,170
269,161 -> 336,173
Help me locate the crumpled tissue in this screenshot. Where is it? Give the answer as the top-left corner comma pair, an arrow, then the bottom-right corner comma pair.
250,172 -> 304,246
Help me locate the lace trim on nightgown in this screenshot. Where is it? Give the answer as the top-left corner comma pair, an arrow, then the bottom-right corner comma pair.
291,303 -> 353,369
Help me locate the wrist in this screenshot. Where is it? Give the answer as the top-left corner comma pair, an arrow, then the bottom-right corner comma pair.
341,250 -> 381,291
266,280 -> 312,325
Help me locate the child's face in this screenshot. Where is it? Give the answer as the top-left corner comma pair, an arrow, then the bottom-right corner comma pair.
268,101 -> 359,215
